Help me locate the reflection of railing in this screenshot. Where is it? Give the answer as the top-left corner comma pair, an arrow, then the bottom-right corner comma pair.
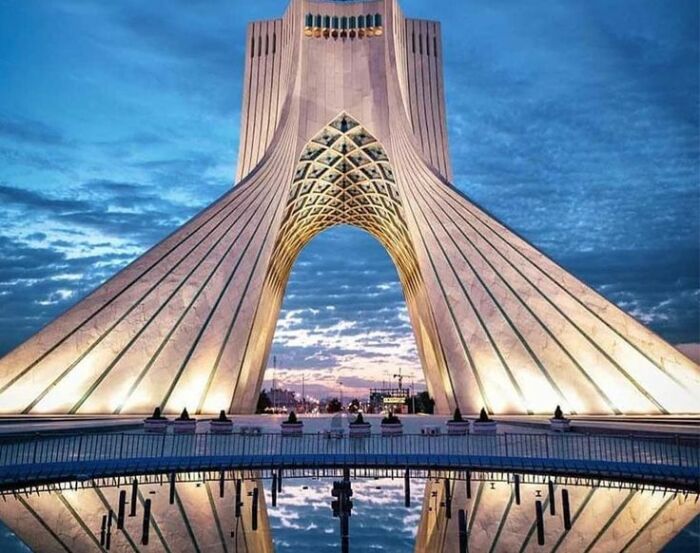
0,432 -> 698,490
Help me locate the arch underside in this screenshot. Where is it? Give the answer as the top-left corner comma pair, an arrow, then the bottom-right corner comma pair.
238,113 -> 451,414
0,111 -> 697,416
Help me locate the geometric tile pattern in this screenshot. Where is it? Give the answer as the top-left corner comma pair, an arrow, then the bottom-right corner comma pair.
267,114 -> 421,295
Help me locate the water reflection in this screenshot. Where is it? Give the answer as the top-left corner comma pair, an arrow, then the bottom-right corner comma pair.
0,472 -> 272,552
0,471 -> 696,552
415,474 -> 698,552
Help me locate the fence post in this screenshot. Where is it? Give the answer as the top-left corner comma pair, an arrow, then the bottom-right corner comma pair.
458,509 -> 468,553
587,434 -> 592,461
32,434 -> 39,464
535,500 -> 545,546
141,499 -> 151,545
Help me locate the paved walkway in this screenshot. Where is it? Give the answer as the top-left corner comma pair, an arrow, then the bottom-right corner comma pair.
0,422 -> 697,491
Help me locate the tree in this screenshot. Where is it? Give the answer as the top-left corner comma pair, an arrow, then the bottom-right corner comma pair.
412,391 -> 434,414
326,397 -> 342,413
256,389 -> 272,413
348,398 -> 360,413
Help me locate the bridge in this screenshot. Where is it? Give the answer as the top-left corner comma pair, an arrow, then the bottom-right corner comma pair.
0,431 -> 697,491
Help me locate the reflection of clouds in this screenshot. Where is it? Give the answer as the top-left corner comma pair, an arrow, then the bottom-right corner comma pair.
267,234 -> 426,395
265,477 -> 426,552
403,513 -> 421,537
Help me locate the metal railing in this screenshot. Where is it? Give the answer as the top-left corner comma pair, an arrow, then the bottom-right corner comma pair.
0,431 -> 697,489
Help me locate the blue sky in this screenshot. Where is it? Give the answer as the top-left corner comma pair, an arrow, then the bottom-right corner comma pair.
0,0 -> 698,399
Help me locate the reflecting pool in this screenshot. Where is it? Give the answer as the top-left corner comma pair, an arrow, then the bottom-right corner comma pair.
0,470 -> 697,552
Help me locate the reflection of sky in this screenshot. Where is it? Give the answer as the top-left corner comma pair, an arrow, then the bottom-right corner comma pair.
0,0 -> 698,398
0,524 -> 29,553
0,470 -> 697,551
265,477 -> 425,552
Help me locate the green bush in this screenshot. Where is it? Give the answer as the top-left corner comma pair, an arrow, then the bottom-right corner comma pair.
381,412 -> 401,425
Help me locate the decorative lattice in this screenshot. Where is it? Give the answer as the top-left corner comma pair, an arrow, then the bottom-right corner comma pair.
267,113 -> 420,294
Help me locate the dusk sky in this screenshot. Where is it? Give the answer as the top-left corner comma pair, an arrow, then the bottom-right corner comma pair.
0,0 -> 698,400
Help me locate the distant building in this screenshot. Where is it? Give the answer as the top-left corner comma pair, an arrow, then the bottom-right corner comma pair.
268,388 -> 297,411
369,387 -> 410,414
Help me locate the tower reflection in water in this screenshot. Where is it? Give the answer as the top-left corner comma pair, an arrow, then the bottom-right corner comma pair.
0,471 -> 696,552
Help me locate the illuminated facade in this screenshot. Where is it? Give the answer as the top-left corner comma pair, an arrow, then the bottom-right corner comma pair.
0,0 -> 697,415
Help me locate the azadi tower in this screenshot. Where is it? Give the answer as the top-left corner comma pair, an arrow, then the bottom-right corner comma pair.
0,0 -> 697,416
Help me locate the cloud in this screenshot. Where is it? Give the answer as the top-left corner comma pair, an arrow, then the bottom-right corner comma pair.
0,180 -> 192,247
0,234 -> 134,354
0,184 -> 85,213
0,117 -> 66,146
267,476 -> 426,551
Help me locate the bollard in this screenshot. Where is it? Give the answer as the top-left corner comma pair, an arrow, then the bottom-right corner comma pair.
219,471 -> 225,498
535,500 -> 545,546
404,469 -> 410,508
332,480 -> 353,553
340,511 -> 349,553
562,489 -> 571,530
141,499 -> 151,545
252,487 -> 259,531
272,473 -> 278,507
458,509 -> 467,553
466,471 -> 472,499
548,480 -> 556,515
117,490 -> 126,529
444,479 -> 452,520
106,510 -> 112,550
100,515 -> 107,546
278,469 -> 283,492
169,472 -> 176,505
514,474 -> 521,505
235,479 -> 242,518
129,479 -> 138,517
